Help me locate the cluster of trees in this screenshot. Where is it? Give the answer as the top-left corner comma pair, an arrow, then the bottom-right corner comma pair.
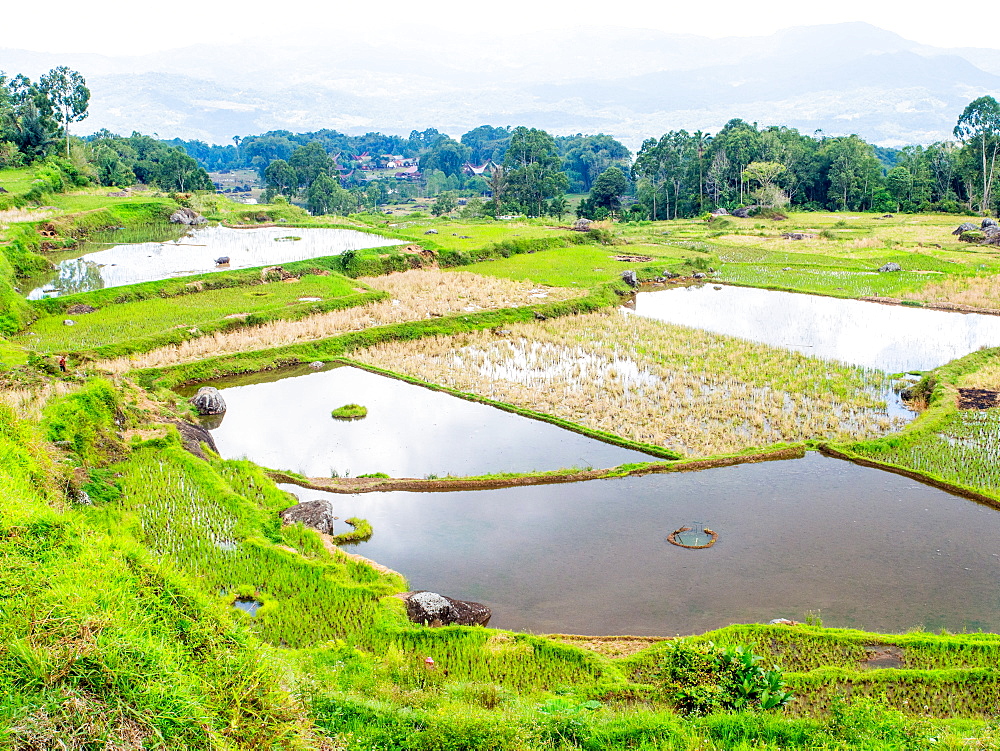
168,99 -> 1000,220
623,105 -> 1000,220
169,125 -> 633,218
0,67 -> 212,196
0,67 -> 89,165
86,131 -> 213,192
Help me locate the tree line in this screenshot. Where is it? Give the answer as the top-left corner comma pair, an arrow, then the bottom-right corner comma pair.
3,65 -> 999,221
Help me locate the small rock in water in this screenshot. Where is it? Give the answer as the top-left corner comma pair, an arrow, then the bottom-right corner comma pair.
215,256 -> 230,265
692,272 -> 707,279
620,270 -> 639,287
189,386 -> 227,416
308,361 -> 324,370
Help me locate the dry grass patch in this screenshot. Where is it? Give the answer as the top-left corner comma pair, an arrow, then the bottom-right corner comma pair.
0,207 -> 56,227
0,381 -> 78,422
97,270 -> 580,374
351,310 -> 907,456
904,275 -> 1000,311
960,362 -> 1000,391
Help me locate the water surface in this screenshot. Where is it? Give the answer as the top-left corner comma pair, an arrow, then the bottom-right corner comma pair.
194,364 -> 657,477
27,225 -> 401,298
283,453 -> 1000,635
629,285 -> 1000,372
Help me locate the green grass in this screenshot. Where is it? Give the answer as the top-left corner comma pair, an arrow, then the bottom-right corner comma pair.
451,243 -> 688,287
18,273 -> 368,355
331,403 -> 368,420
377,217 -> 562,252
0,166 -> 40,196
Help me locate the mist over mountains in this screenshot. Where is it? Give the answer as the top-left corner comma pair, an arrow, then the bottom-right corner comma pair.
3,22 -> 1000,150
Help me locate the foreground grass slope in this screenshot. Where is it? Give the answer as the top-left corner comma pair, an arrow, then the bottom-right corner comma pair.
6,381 -> 1000,749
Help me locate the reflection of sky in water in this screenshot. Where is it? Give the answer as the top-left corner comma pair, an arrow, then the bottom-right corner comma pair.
27,226 -> 402,298
207,366 -> 656,477
629,285 -> 1000,372
290,453 -> 1000,635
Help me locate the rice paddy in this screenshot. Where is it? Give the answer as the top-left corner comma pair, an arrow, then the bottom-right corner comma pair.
96,270 -> 581,373
351,310 -> 907,456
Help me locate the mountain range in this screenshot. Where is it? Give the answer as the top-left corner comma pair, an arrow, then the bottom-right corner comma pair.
3,22 -> 1000,150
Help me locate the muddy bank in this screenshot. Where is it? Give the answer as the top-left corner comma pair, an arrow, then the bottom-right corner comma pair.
269,445 -> 804,494
860,295 -> 1000,317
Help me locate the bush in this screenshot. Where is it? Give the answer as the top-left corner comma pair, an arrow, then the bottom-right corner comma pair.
652,640 -> 792,716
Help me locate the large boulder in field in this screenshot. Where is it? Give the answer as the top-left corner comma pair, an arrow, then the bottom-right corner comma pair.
404,591 -> 491,627
959,230 -> 985,244
984,226 -> 1000,245
169,207 -> 207,225
279,499 -> 336,535
877,262 -> 902,273
170,419 -> 220,459
572,218 -> 592,231
982,217 -> 998,229
620,269 -> 639,287
953,222 -> 978,235
189,386 -> 226,415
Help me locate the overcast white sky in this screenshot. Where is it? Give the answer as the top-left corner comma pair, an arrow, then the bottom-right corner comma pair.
2,0 -> 998,55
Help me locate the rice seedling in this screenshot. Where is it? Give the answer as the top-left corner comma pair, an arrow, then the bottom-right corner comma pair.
352,310 -> 907,456
96,270 -> 581,374
850,408 -> 1000,496
17,273 -> 366,354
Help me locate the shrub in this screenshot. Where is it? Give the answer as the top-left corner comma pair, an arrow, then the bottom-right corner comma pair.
652,640 -> 793,716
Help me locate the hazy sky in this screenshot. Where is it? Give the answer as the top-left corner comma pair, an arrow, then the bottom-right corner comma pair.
3,0 -> 998,55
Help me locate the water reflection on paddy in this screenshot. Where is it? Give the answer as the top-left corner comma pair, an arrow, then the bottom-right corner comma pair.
629,285 -> 1000,372
196,364 -> 657,477
285,453 -> 1000,635
27,225 -> 402,298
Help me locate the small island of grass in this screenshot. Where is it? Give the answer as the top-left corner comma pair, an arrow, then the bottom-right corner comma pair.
331,403 -> 368,420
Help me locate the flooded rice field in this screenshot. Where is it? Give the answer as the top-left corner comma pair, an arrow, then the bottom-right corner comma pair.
629,285 -> 1000,372
27,225 -> 402,298
192,364 -> 657,477
282,452 -> 1000,635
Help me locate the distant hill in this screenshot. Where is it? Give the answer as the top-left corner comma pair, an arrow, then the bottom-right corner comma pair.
3,22 -> 999,148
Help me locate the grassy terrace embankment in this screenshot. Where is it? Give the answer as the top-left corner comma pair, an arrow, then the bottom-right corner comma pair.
828,346 -> 1000,506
